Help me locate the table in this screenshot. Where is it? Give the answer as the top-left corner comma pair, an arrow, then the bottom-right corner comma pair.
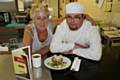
100,26 -> 120,46
50,54 -> 99,80
0,52 -> 52,80
101,30 -> 120,46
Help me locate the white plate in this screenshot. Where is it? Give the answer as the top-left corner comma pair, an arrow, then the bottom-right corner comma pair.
44,55 -> 71,70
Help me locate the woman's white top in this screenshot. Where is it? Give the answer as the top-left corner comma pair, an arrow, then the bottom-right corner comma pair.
31,21 -> 53,52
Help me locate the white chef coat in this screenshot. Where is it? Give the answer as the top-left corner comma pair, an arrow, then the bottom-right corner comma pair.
50,19 -> 102,61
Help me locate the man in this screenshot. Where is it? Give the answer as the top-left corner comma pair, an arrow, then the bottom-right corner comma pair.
50,2 -> 102,80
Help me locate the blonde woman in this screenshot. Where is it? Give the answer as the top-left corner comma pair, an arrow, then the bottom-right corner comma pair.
23,6 -> 53,56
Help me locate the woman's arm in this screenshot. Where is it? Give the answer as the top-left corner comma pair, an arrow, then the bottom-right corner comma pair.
23,26 -> 33,46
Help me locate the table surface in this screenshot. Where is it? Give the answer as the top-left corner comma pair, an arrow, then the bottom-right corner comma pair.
101,27 -> 120,39
0,52 -> 52,80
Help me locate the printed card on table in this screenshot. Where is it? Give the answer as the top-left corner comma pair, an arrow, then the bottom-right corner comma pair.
11,46 -> 32,80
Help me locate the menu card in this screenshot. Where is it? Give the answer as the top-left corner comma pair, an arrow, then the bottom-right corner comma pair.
11,46 -> 32,80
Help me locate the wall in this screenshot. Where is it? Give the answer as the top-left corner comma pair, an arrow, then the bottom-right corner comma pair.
0,0 -> 119,27
78,0 -> 112,24
111,0 -> 120,27
78,0 -> 120,27
48,0 -> 58,18
59,0 -> 69,18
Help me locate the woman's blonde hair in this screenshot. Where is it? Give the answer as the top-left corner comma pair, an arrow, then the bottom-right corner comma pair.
30,5 -> 49,19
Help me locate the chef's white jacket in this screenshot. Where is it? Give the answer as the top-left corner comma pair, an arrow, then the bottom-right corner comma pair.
50,19 -> 102,61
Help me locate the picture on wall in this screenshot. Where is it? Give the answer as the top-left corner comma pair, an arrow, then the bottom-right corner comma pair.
96,0 -> 105,8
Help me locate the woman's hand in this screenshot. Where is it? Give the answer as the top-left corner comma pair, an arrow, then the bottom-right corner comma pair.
39,46 -> 49,56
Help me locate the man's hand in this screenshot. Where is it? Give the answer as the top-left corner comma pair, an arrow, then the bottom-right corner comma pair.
74,43 -> 86,49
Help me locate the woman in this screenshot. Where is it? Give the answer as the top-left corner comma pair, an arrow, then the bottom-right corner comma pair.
23,6 -> 53,56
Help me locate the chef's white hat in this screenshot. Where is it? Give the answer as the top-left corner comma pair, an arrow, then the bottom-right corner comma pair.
66,2 -> 84,14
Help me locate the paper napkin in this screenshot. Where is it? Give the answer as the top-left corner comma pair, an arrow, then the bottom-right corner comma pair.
0,46 -> 9,51
70,57 -> 81,71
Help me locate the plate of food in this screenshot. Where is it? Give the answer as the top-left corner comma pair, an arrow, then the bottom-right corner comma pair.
44,55 -> 71,70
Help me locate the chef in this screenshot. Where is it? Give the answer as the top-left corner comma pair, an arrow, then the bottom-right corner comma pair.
50,2 -> 102,80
